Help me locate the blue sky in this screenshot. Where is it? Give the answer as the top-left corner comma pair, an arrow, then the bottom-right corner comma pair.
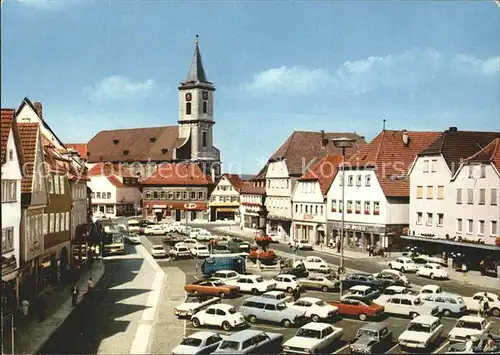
2,0 -> 499,174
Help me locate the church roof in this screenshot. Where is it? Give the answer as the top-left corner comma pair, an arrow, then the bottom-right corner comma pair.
182,35 -> 211,85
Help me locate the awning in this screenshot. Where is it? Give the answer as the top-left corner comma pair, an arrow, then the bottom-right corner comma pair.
401,235 -> 500,251
217,208 -> 237,212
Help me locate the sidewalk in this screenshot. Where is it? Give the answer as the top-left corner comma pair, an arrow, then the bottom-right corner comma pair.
14,262 -> 106,355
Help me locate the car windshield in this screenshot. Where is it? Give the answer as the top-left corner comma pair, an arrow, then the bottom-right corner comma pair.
212,281 -> 224,286
296,329 -> 321,339
314,300 -> 327,307
456,321 -> 481,330
357,329 -> 378,338
185,295 -> 200,303
228,307 -> 237,314
408,323 -> 431,333
255,277 -> 264,283
180,337 -> 202,347
198,246 -> 208,250
276,303 -> 287,311
219,341 -> 240,350
112,234 -> 123,243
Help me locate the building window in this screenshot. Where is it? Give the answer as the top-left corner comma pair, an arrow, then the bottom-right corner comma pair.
416,212 -> 423,225
8,149 -> 13,161
364,201 -> 370,214
299,204 -> 303,213
437,186 -> 444,200
467,219 -> 473,234
55,213 -> 60,232
295,204 -> 298,213
66,212 -> 69,230
1,227 -> 14,253
96,192 -> 101,199
373,201 -> 380,215
167,191 -> 173,199
355,200 -> 361,214
426,186 -> 433,199
183,192 -> 188,200
106,205 -> 114,214
160,191 -> 166,199
416,186 -> 423,199
339,200 -> 343,212
315,205 -> 318,214
456,218 -> 462,233
48,176 -> 54,194
347,200 -> 353,213
468,165 -> 474,178
202,131 -> 207,148
305,205 -> 308,213
320,205 -> 323,215
491,189 -> 497,205
491,221 -> 498,236
365,175 -> 371,186
49,213 -> 54,233
480,165 -> 486,178
423,160 -> 429,173
431,159 -> 437,172
356,175 -> 362,186
61,213 -> 65,231
91,192 -> 95,199
186,102 -> 191,115
153,191 -> 159,199
59,176 -> 65,194
54,175 -> 59,194
437,213 -> 444,227
1,180 -> 17,202
191,191 -> 196,199
107,192 -> 111,199
426,213 -> 433,226
43,214 -> 48,235
198,192 -> 203,200
479,189 -> 486,205
467,189 -> 474,204
145,191 -> 151,200
175,192 -> 181,199
478,220 -> 485,235
331,200 -> 336,212
456,188 -> 462,204
202,101 -> 207,114
347,175 -> 353,186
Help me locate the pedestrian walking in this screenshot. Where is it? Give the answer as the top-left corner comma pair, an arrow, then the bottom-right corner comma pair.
464,335 -> 474,353
482,293 -> 490,317
484,334 -> 496,352
292,286 -> 301,301
20,299 -> 30,319
462,263 -> 468,283
71,285 -> 79,306
87,277 -> 93,292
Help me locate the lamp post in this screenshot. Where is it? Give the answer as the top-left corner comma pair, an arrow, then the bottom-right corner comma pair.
331,137 -> 356,276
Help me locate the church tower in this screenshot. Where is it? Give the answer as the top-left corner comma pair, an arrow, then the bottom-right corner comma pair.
178,35 -> 220,177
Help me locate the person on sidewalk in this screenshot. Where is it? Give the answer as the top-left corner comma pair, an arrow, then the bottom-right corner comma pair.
481,293 -> 490,317
292,286 -> 301,301
71,285 -> 79,306
484,334 -> 496,352
87,277 -> 93,292
462,263 -> 468,283
464,335 -> 474,353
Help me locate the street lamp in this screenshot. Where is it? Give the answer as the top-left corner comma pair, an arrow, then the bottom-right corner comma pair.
331,137 -> 356,275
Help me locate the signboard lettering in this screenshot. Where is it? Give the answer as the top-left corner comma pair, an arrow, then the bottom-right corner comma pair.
184,203 -> 198,210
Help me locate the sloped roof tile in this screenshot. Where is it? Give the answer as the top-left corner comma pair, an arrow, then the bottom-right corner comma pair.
18,123 -> 40,192
299,154 -> 343,195
465,138 -> 500,172
87,162 -> 135,178
240,182 -> 266,195
1,109 -> 15,164
65,143 -> 88,160
223,174 -> 246,191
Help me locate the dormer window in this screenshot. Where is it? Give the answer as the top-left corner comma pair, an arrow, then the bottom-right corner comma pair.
113,139 -> 119,145
150,137 -> 156,143
123,150 -> 129,156
161,148 -> 168,155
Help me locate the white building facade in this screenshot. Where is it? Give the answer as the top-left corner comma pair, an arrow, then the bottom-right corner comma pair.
209,174 -> 243,222
89,175 -> 141,218
292,180 -> 327,245
240,180 -> 266,231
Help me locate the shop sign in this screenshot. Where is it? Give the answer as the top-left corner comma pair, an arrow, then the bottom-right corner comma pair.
184,203 -> 198,210
303,214 -> 314,220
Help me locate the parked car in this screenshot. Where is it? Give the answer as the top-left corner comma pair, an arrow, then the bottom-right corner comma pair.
144,225 -> 168,236
201,256 -> 246,278
420,293 -> 467,317
419,284 -> 444,296
286,297 -> 339,322
185,279 -> 240,299
329,296 -> 384,321
125,233 -> 141,244
282,322 -> 343,354
210,270 -> 243,282
169,245 -> 192,260
182,238 -> 199,249
127,219 -> 141,233
446,333 -> 500,353
196,230 -> 214,242
448,316 -> 492,343
342,285 -> 381,301
293,256 -> 329,273
239,296 -> 306,328
289,240 -> 314,250
413,254 -> 447,267
192,304 -> 247,331
416,263 -> 449,280
174,294 -> 220,319
213,329 -> 283,354
389,257 -> 418,273
163,234 -> 185,246
373,269 -> 410,287
463,292 -> 500,317
273,274 -> 300,293
341,274 -> 385,291
171,331 -> 224,355
350,323 -> 393,354
191,245 -> 210,258
373,286 -> 414,307
384,294 -> 440,318
261,290 -> 292,303
281,265 -> 309,279
151,245 -> 167,258
226,275 -> 275,294
398,315 -> 443,349
298,275 -> 340,292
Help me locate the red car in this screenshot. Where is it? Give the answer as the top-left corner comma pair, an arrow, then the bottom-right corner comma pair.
329,296 -> 384,321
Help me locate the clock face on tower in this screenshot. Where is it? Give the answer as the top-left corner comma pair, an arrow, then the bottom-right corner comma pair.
185,93 -> 192,101
202,91 -> 208,100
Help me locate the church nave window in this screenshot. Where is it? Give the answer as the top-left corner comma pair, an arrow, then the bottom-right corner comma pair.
202,131 -> 207,147
202,101 -> 207,114
186,102 -> 191,115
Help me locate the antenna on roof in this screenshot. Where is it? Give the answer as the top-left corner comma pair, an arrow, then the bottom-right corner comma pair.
383,119 -> 386,131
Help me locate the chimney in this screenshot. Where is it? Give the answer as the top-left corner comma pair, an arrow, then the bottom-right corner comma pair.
449,127 -> 458,132
34,102 -> 43,118
320,130 -> 328,148
402,129 -> 409,146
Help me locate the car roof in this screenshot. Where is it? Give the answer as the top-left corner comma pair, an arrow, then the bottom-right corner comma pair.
222,329 -> 267,341
386,286 -> 407,291
411,315 -> 440,324
350,285 -> 371,291
277,274 -> 296,278
245,296 -> 282,304
422,284 -> 440,290
359,322 -> 387,331
188,331 -> 218,340
398,257 -> 413,261
298,297 -> 321,303
425,263 -> 442,267
393,294 -> 418,300
301,322 -> 333,331
209,304 -> 235,311
214,270 -> 237,274
458,315 -> 485,322
264,291 -> 285,296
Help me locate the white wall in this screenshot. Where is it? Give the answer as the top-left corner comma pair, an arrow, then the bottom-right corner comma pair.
88,176 -> 117,204
1,128 -> 22,271
210,176 -> 240,202
292,180 -> 326,223
265,161 -> 293,219
17,103 -> 64,150
451,163 -> 500,245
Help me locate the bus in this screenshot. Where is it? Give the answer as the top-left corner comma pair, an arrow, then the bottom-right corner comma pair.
103,231 -> 125,255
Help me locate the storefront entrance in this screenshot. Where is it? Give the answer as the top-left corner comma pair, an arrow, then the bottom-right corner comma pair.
175,210 -> 181,222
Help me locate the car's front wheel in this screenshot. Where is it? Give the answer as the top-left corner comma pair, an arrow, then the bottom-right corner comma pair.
442,309 -> 452,317
311,314 -> 320,322
430,273 -> 435,280
221,321 -> 232,331
247,315 -> 257,323
321,286 -> 329,292
192,318 -> 201,327
282,319 -> 292,328
358,313 -> 367,321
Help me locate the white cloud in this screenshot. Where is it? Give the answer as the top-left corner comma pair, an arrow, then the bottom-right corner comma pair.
84,75 -> 155,102
453,54 -> 500,75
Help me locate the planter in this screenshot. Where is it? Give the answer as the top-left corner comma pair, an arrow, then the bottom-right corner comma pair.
364,210 -> 370,215
347,209 -> 353,214
331,208 -> 337,212
355,210 -> 361,214
374,211 -> 380,215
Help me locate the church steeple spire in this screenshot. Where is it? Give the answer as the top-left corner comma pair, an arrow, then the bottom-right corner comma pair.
184,34 -> 208,84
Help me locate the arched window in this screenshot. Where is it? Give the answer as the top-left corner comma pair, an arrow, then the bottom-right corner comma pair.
153,191 -> 159,199
202,101 -> 207,114
186,102 -> 191,115
145,191 -> 151,200
160,191 -> 166,199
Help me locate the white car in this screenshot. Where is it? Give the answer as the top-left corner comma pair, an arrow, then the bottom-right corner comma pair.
210,270 -> 242,282
169,245 -> 191,259
144,225 -> 168,236
283,322 -> 343,354
262,290 -> 292,303
373,286 -> 413,306
290,240 -> 314,250
191,304 -> 247,331
196,231 -> 213,241
269,233 -> 280,243
286,297 -> 339,322
294,256 -> 329,272
174,294 -> 220,318
182,238 -> 199,249
398,315 -> 443,349
273,274 -> 300,293
373,269 -> 410,286
384,294 -> 440,318
416,263 -> 449,280
190,245 -> 210,258
419,284 -> 443,296
463,292 -> 500,317
171,331 -> 224,355
225,275 -> 276,294
448,316 -> 492,343
189,228 -> 203,239
125,233 -> 141,244
151,245 -> 167,258
342,285 -> 379,300
389,257 -> 418,273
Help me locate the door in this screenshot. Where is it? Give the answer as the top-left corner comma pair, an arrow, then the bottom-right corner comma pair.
215,308 -> 226,327
205,307 -> 217,325
263,303 -> 277,321
175,210 -> 181,222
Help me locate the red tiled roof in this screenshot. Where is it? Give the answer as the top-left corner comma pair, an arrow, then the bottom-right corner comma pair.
107,175 -> 123,188
269,131 -> 366,175
347,130 -> 442,197
299,154 -> 343,195
223,174 -> 246,191
86,126 -> 182,163
87,162 -> 135,178
143,163 -> 211,185
18,123 -> 40,193
419,129 -> 500,174
240,181 -> 265,195
465,138 -> 500,172
65,143 -> 88,160
1,109 -> 15,164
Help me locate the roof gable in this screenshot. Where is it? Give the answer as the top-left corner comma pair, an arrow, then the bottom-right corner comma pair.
1,109 -> 25,169
221,174 -> 245,192
299,154 -> 342,196
464,138 -> 500,172
18,122 -> 41,193
143,163 -> 211,185
65,143 -> 88,161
